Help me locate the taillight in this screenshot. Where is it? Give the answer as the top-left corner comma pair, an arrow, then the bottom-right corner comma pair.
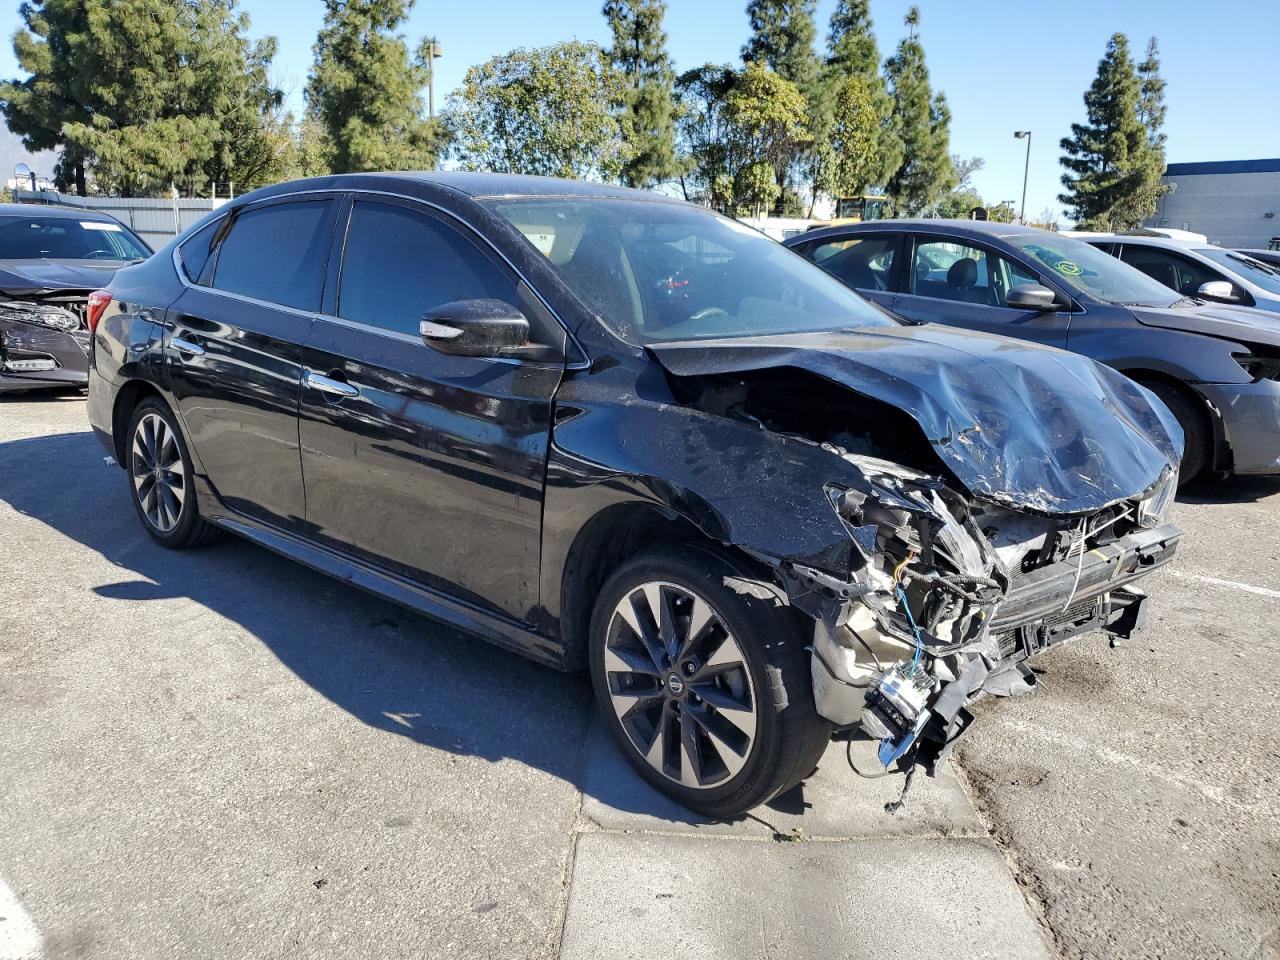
86,289 -> 111,332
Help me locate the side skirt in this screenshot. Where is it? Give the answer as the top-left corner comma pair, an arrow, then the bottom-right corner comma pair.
200,496 -> 568,671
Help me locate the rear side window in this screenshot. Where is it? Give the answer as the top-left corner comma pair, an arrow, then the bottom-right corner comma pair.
337,200 -> 518,336
177,218 -> 221,285
809,235 -> 897,291
213,201 -> 334,311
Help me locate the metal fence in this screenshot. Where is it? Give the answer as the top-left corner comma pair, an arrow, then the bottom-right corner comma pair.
9,189 -> 227,250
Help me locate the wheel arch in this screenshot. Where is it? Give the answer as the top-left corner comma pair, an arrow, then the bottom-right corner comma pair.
1121,367 -> 1228,472
111,379 -> 165,465
556,499 -> 778,670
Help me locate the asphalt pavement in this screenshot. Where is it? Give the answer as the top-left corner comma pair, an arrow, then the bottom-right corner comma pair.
1,395 -> 1276,960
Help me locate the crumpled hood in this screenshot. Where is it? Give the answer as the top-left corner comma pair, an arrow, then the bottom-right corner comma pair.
0,259 -> 129,294
1130,302 -> 1280,349
649,324 -> 1181,515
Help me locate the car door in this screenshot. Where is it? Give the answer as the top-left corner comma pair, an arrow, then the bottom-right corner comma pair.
800,232 -> 903,311
165,195 -> 339,530
297,195 -> 566,622
890,234 -> 1072,348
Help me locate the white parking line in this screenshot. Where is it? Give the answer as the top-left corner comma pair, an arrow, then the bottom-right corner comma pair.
1169,571 -> 1280,601
0,876 -> 42,960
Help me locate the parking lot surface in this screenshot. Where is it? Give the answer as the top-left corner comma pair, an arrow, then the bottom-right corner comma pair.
1,395 -> 1277,959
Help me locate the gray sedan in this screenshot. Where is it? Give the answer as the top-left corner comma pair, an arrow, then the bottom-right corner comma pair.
785,220 -> 1280,482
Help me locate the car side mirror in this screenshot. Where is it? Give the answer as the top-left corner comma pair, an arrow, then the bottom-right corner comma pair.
420,299 -> 530,357
1006,283 -> 1059,311
1196,280 -> 1239,303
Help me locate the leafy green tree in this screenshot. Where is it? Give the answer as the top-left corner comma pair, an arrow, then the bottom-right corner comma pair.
307,0 -> 439,174
447,41 -> 629,180
674,63 -> 738,208
723,61 -> 810,215
883,6 -> 955,214
1059,32 -> 1166,230
1,0 -> 286,196
810,75 -> 879,212
603,0 -> 682,187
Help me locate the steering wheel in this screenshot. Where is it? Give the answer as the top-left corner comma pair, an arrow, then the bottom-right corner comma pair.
688,306 -> 732,323
86,249 -> 117,259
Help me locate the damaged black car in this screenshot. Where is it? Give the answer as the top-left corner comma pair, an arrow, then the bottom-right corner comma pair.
0,204 -> 151,394
88,174 -> 1182,817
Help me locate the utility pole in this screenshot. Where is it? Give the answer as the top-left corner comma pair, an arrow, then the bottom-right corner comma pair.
1014,130 -> 1032,225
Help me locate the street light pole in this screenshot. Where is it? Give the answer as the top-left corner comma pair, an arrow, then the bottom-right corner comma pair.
1014,130 -> 1032,225
424,38 -> 443,120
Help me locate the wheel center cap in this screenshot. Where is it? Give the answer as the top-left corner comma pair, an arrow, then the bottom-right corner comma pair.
666,673 -> 686,697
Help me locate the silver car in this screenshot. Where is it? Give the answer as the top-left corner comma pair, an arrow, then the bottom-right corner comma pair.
1087,233 -> 1280,313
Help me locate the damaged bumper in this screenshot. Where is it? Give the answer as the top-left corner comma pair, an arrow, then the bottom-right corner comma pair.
0,304 -> 90,392
771,456 -> 1182,777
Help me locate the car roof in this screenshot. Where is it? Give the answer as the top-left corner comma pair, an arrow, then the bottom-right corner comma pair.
0,202 -> 125,222
1087,234 -> 1206,250
787,218 -> 1051,245
247,171 -> 685,205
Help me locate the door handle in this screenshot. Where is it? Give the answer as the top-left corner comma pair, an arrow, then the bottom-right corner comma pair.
171,337 -> 205,356
305,370 -> 359,398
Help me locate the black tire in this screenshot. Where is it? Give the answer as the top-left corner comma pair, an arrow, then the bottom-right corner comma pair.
1142,380 -> 1209,484
588,544 -> 832,818
125,397 -> 222,548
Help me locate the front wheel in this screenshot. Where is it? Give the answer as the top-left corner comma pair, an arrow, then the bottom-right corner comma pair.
588,545 -> 831,818
1142,381 -> 1209,484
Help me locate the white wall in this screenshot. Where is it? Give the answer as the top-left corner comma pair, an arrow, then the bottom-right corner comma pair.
1147,170 -> 1280,248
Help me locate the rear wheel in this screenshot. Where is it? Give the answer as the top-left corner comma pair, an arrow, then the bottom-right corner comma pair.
1142,380 -> 1209,484
588,545 -> 831,818
126,397 -> 221,548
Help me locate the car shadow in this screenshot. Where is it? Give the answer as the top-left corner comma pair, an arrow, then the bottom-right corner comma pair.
0,428 -> 810,828
1178,473 -> 1280,505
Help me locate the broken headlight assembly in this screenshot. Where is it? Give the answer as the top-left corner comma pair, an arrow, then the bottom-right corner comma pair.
0,300 -> 81,333
1136,467 -> 1177,528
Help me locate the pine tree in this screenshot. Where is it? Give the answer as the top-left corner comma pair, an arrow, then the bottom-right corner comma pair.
603,0 -> 682,187
1137,37 -> 1167,151
0,0 -> 286,196
818,0 -> 899,197
1059,33 -> 1166,230
883,6 -> 955,214
741,0 -> 820,94
307,0 -> 439,173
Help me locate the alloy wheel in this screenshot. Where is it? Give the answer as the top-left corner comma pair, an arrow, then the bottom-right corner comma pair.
604,581 -> 758,789
130,412 -> 187,533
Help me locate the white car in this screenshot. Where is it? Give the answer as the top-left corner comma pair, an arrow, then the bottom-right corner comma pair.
1086,232 -> 1280,314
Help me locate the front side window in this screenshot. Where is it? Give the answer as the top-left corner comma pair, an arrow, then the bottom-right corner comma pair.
213,200 -> 334,311
1010,234 -> 1178,307
337,201 -> 519,337
0,215 -> 150,261
910,239 -> 991,305
481,197 -> 894,344
1118,245 -> 1222,297
810,235 -> 897,292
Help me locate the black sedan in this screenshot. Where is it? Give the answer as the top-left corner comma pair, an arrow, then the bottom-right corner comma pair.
0,203 -> 151,394
88,174 -> 1181,816
786,220 -> 1280,482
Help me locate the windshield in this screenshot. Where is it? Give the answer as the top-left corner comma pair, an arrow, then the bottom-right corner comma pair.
0,215 -> 151,261
1196,247 -> 1280,296
481,197 -> 894,343
1011,234 -> 1179,307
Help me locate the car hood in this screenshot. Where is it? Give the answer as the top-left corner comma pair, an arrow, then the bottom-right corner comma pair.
1130,301 -> 1280,348
648,324 -> 1180,515
0,258 -> 131,294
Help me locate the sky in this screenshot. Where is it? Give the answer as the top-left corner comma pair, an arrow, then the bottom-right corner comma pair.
1,0 -> 1276,219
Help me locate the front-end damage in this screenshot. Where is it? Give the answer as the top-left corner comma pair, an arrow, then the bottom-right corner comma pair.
773,451 -> 1179,785
641,332 -> 1186,797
